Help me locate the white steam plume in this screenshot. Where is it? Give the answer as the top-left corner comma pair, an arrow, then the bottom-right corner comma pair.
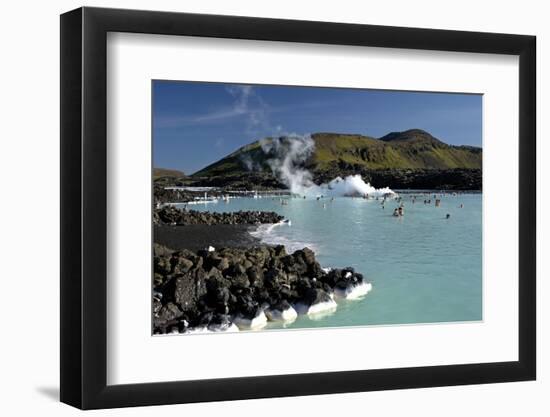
258,134 -> 395,198
261,134 -> 316,194
316,175 -> 395,198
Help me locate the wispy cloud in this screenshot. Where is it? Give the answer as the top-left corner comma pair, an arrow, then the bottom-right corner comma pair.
225,85 -> 253,113
214,138 -> 225,149
156,106 -> 246,128
154,84 -> 351,141
226,85 -> 273,137
155,85 -> 270,133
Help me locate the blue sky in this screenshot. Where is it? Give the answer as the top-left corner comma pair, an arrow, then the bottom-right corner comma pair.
153,81 -> 482,174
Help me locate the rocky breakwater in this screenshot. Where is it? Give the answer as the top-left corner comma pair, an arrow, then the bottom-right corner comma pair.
314,167 -> 482,191
154,185 -> 194,205
154,205 -> 284,226
153,244 -> 372,334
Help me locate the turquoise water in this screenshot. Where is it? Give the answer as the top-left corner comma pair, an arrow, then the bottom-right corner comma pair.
179,193 -> 482,329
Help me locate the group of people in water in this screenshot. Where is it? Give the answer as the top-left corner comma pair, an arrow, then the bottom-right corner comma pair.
387,193 -> 465,219
273,191 -> 464,221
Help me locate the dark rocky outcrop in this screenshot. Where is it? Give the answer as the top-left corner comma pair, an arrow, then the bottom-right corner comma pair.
190,172 -> 286,191
153,185 -> 194,205
182,168 -> 481,192
153,244 -> 368,334
314,167 -> 482,191
153,184 -> 232,205
154,205 -> 284,226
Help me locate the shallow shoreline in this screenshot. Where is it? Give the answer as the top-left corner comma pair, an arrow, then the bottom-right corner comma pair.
154,224 -> 261,252
153,242 -> 371,334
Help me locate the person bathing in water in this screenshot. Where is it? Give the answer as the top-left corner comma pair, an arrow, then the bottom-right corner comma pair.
393,206 -> 404,217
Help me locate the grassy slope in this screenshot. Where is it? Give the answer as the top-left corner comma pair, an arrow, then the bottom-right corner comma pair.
192,129 -> 482,177
153,167 -> 186,179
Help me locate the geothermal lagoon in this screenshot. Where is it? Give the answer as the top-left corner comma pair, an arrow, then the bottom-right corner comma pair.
169,191 -> 482,330
152,81 -> 483,335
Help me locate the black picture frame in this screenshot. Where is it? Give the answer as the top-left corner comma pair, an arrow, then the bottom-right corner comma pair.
60,6 -> 536,410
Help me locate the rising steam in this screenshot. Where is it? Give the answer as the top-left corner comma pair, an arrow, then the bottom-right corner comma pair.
316,175 -> 395,198
260,134 -> 316,194
218,85 -> 394,197
258,134 -> 395,198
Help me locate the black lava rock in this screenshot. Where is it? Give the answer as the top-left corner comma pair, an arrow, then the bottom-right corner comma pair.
152,243 -> 367,333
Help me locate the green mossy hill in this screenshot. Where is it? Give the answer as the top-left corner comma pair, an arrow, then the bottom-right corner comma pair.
153,167 -> 186,179
192,129 -> 482,178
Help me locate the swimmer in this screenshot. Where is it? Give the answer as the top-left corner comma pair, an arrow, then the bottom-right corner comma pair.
446,213 -> 451,219
393,208 -> 400,217
459,203 -> 464,208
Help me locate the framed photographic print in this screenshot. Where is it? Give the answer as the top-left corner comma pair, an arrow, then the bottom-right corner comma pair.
60,6 -> 536,409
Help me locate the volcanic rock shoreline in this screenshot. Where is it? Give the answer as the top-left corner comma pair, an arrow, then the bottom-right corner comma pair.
153,244 -> 370,334
154,205 -> 284,226
155,167 -> 483,193
155,224 -> 262,253
155,168 -> 482,195
315,167 -> 482,191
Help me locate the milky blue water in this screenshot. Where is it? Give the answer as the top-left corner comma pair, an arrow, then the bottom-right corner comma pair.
180,192 -> 482,329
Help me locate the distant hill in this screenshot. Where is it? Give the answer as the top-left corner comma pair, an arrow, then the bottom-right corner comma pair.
153,167 -> 186,179
192,129 -> 482,178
